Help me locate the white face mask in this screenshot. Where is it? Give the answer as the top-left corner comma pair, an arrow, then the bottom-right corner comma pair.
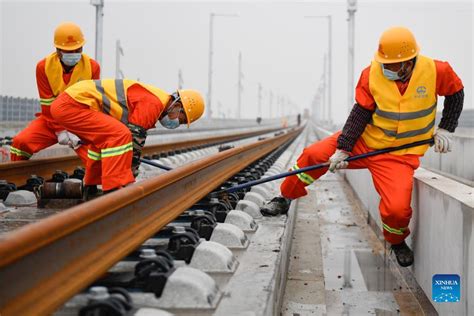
159,115 -> 180,129
159,93 -> 184,129
382,64 -> 401,81
61,53 -> 82,66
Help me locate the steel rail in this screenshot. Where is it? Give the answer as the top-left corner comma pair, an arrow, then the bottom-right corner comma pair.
0,127 -> 281,185
0,127 -> 302,316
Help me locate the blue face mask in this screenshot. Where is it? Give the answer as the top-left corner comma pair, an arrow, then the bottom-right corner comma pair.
61,53 -> 82,66
159,115 -> 180,129
381,63 -> 402,81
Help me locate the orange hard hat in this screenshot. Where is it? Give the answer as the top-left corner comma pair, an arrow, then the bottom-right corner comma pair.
54,22 -> 85,51
375,26 -> 419,64
177,89 -> 205,127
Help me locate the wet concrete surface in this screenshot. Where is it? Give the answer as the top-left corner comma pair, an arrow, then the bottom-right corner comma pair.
282,172 -> 428,315
0,200 -> 79,236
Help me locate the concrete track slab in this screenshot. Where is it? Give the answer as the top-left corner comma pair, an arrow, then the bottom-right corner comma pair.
281,171 -> 429,315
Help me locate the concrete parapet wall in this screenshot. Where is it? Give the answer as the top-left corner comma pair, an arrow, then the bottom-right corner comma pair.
421,134 -> 474,185
313,125 -> 474,315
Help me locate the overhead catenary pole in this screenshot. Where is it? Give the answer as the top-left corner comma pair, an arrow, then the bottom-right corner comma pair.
304,15 -> 332,123
327,15 -> 332,123
178,69 -> 184,89
258,83 -> 262,117
237,51 -> 243,119
269,90 -> 273,118
347,0 -> 358,115
207,13 -> 215,118
206,12 -> 239,119
277,96 -> 281,118
322,54 -> 327,122
90,0 -> 104,66
115,39 -> 124,79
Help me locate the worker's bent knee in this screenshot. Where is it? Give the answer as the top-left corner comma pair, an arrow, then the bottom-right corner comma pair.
114,126 -> 133,143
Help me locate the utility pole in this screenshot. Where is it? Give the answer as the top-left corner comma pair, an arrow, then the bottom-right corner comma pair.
258,83 -> 262,117
327,15 -> 332,123
347,0 -> 358,115
115,39 -> 124,79
317,54 -> 327,123
178,69 -> 184,89
268,90 -> 273,118
279,96 -> 283,117
304,15 -> 332,123
275,96 -> 279,118
323,54 -> 327,122
90,0 -> 104,66
207,12 -> 239,118
312,94 -> 318,120
237,51 -> 243,119
207,13 -> 214,118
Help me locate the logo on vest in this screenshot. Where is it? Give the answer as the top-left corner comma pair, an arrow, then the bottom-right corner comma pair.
415,86 -> 428,99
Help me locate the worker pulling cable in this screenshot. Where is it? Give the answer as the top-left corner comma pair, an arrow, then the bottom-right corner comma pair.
260,26 -> 464,268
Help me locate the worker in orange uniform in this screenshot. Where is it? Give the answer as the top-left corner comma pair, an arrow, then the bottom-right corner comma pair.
267,27 -> 464,267
10,22 -> 100,163
50,79 -> 205,193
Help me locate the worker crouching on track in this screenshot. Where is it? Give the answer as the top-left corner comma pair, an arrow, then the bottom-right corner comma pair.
50,79 -> 205,194
263,26 -> 464,267
10,22 -> 100,162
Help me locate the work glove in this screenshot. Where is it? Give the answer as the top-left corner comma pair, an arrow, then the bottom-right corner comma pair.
433,128 -> 453,153
56,131 -> 82,149
127,123 -> 147,177
328,149 -> 350,173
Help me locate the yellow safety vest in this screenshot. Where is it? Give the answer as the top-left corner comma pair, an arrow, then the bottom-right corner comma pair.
44,52 -> 92,98
65,79 -> 171,124
361,55 -> 437,155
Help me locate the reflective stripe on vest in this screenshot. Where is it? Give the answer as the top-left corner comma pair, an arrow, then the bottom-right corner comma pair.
101,142 -> 133,158
291,163 -> 315,186
361,55 -> 437,155
93,80 -> 128,124
65,79 -> 171,124
44,52 -> 92,98
371,115 -> 436,139
375,102 -> 437,121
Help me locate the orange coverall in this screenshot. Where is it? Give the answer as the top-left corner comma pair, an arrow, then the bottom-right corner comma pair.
50,84 -> 165,191
10,57 -> 100,162
281,60 -> 463,245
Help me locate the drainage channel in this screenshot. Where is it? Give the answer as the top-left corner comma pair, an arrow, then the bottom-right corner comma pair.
0,128 -> 286,235
49,130 -> 301,316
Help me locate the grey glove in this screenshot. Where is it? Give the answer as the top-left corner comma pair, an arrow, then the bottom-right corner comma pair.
127,123 -> 147,177
433,128 -> 453,153
56,131 -> 82,149
329,149 -> 350,173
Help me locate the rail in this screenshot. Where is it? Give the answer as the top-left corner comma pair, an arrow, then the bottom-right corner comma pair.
0,127 -> 281,185
0,127 -> 302,316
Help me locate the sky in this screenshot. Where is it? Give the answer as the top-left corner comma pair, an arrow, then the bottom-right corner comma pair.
0,0 -> 472,123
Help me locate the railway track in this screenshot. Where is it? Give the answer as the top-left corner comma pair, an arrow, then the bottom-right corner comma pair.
0,127 -> 282,185
0,126 -> 303,316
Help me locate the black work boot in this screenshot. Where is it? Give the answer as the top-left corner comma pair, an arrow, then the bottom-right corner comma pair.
391,241 -> 414,267
83,185 -> 102,201
261,196 -> 292,216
